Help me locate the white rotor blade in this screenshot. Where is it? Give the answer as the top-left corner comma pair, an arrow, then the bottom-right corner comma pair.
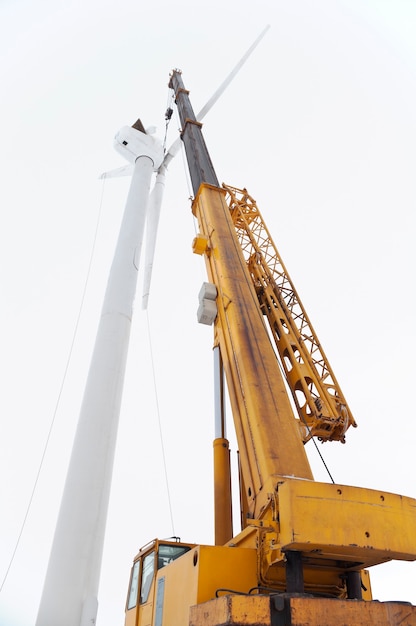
163,24 -> 270,169
100,25 -> 270,183
99,163 -> 134,179
196,24 -> 270,122
142,26 -> 270,308
141,165 -> 166,309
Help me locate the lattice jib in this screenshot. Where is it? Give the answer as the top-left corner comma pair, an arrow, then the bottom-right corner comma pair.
223,184 -> 356,443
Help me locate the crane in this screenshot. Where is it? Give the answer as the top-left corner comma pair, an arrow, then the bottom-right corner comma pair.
123,70 -> 416,626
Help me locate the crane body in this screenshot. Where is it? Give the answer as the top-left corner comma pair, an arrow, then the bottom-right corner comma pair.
123,70 -> 416,625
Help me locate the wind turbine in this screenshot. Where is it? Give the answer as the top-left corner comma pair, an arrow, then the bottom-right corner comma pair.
36,26 -> 269,626
107,24 -> 271,310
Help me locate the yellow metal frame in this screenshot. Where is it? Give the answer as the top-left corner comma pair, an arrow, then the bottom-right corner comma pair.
192,183 -> 313,523
223,184 -> 356,443
190,182 -> 416,599
125,72 -> 416,624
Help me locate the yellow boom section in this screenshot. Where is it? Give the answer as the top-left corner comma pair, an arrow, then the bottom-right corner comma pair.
223,184 -> 356,444
192,183 -> 313,522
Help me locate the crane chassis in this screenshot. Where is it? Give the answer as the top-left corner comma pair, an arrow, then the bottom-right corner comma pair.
123,70 -> 416,626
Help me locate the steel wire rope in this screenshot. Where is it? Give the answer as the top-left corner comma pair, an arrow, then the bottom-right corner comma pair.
0,177 -> 107,594
136,99 -> 199,539
308,435 -> 335,483
144,310 -> 176,537
175,104 -> 206,283
163,89 -> 175,153
274,355 -> 335,484
176,107 -> 194,203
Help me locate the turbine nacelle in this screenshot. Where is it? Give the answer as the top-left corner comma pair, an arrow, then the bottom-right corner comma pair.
114,124 -> 164,171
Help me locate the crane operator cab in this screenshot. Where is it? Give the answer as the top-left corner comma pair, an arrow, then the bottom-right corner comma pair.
124,538 -> 194,626
124,536 -> 262,626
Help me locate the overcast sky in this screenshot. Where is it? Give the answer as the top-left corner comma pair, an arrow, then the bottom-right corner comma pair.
0,1 -> 416,624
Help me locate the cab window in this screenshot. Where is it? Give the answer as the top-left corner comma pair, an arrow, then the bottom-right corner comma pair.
140,551 -> 155,604
157,544 -> 191,569
127,560 -> 140,610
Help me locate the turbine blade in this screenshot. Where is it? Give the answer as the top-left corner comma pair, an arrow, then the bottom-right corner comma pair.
142,166 -> 166,309
196,25 -> 270,122
160,26 -> 270,172
99,164 -> 134,179
144,26 -> 270,305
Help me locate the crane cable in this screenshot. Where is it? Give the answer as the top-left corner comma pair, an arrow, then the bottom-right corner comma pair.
163,90 -> 175,153
174,102 -> 203,267
174,98 -> 194,202
307,430 -> 335,484
0,177 -> 107,595
133,91 -> 193,538
144,310 -> 176,537
275,356 -> 335,484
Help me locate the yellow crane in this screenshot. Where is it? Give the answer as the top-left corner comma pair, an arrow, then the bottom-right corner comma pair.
123,70 -> 416,626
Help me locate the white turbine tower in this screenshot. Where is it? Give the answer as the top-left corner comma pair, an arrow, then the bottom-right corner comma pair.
35,126 -> 164,626
36,26 -> 269,626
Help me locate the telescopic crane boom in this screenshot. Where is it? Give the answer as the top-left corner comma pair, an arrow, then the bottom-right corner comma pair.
123,70 -> 416,626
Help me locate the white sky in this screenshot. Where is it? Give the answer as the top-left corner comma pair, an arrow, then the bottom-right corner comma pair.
0,1 -> 416,624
